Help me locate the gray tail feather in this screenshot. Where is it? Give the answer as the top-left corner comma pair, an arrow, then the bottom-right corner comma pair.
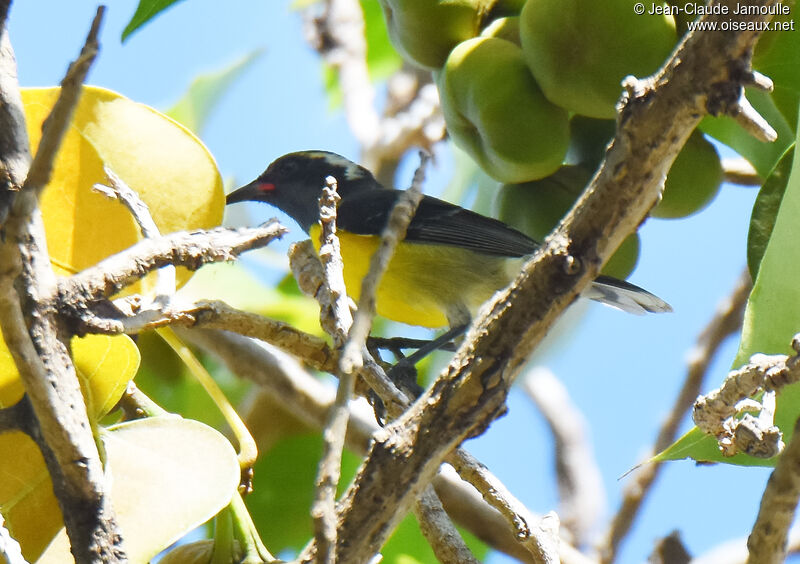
584,275 -> 672,315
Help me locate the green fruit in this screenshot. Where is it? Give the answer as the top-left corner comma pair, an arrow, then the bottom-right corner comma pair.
489,0 -> 527,16
497,165 -> 640,278
567,115 -> 617,169
652,131 -> 723,219
158,539 -> 243,564
520,0 -> 676,118
378,0 -> 492,69
480,16 -> 521,46
438,36 -> 569,182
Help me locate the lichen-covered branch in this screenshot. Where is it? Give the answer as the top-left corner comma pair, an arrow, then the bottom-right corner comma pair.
693,333 -> 800,458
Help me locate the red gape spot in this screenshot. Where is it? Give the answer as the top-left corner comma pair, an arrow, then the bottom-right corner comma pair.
259,182 -> 276,192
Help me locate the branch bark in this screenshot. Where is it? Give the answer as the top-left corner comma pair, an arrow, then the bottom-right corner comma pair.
308,3 -> 779,562
0,6 -> 127,562
747,417 -> 800,563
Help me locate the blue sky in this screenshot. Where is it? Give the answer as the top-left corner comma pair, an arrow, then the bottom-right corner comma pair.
10,1 -> 781,562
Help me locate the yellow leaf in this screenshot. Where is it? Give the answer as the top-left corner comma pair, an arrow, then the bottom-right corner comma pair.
21,85 -> 225,291
37,417 -> 240,564
0,334 -> 139,561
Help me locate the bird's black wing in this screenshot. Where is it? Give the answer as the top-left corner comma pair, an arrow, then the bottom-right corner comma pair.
337,190 -> 538,258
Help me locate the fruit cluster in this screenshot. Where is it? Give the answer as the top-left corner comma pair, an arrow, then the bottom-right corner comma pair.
378,0 -> 735,278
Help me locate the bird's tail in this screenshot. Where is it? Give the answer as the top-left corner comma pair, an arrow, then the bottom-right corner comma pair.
584,275 -> 672,315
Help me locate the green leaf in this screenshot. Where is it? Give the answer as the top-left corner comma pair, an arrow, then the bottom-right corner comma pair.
122,0 -> 185,42
747,146 -> 795,279
700,88 -> 793,178
247,434 -> 361,552
734,115 -> 800,368
39,417 -> 240,563
165,50 -> 264,135
654,427 -> 775,466
361,0 -> 403,81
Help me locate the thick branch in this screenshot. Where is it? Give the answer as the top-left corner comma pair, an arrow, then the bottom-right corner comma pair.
323,4 -> 778,562
0,7 -> 126,562
21,8 -> 103,198
179,327 -> 584,563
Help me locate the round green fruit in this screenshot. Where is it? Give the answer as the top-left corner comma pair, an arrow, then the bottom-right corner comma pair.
520,0 -> 677,118
378,0 -> 492,69
566,115 -> 617,169
652,132 -> 723,219
497,166 -> 640,279
481,16 -> 521,46
438,36 -> 569,183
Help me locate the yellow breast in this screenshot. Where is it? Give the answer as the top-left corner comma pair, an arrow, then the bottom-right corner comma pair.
308,224 -> 518,328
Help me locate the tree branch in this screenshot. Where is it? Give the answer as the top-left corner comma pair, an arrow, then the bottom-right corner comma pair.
693,332 -> 800,458
59,222 -> 286,308
747,417 -> 800,563
317,4 -> 778,561
0,6 -> 127,562
178,327 -> 587,563
21,7 -> 103,198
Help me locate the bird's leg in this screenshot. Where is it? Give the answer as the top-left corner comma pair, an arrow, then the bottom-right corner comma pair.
383,324 -> 468,402
399,324 -> 467,366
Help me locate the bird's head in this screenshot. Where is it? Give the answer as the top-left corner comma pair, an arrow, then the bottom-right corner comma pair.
226,150 -> 382,233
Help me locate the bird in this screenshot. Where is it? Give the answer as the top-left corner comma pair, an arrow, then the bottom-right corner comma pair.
226,150 -> 671,330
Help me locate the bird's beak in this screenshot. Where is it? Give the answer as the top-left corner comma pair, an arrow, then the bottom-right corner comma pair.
226,180 -> 262,205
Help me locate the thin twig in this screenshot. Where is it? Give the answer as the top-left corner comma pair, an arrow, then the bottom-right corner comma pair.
746,417 -> 800,563
601,270 -> 751,563
60,222 -> 286,304
0,6 -> 128,561
21,7 -> 104,198
93,165 -> 176,310
339,151 -> 427,372
311,176 -> 351,563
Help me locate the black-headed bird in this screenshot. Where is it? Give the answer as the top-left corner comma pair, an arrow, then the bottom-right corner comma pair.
226,151 -> 671,330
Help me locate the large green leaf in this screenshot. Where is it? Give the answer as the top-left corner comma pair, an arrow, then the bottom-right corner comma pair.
747,146 -> 795,279
734,113 -> 800,367
122,0 -> 185,42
